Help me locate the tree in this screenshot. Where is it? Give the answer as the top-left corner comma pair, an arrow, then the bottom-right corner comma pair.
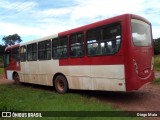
154,38 -> 160,55
0,44 -> 5,55
2,33 -> 22,46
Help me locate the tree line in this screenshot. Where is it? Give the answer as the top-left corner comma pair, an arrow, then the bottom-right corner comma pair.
0,34 -> 22,55
154,38 -> 160,55
0,34 -> 160,55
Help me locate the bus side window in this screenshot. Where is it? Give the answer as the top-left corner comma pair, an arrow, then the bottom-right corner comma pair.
38,40 -> 51,60
20,46 -> 26,62
86,23 -> 121,56
52,36 -> 68,59
70,32 -> 84,57
87,28 -> 101,56
27,43 -> 37,61
103,24 -> 121,54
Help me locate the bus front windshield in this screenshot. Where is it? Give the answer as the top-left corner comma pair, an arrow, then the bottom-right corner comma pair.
4,51 -> 10,67
131,19 -> 151,46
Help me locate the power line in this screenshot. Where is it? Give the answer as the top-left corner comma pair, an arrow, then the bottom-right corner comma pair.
8,1 -> 37,16
0,0 -> 37,20
0,0 -> 29,16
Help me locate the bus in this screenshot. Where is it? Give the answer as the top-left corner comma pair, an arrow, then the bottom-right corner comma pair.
3,14 -> 154,93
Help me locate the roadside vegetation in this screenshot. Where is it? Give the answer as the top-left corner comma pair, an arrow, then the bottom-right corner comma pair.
0,56 -> 4,74
153,55 -> 160,84
0,84 -> 141,120
0,68 -> 4,74
0,56 -> 3,67
154,55 -> 160,71
154,78 -> 160,84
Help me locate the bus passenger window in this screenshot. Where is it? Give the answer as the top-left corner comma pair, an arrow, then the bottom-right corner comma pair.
52,36 -> 68,59
103,24 -> 121,54
86,23 -> 121,56
38,40 -> 51,60
70,32 -> 84,57
20,46 -> 26,62
87,28 -> 101,56
27,43 -> 37,61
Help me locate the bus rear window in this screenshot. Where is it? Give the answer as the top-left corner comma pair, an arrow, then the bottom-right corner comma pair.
131,19 -> 151,46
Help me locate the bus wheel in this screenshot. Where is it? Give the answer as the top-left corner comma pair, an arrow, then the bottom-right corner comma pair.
55,75 -> 68,94
13,73 -> 20,84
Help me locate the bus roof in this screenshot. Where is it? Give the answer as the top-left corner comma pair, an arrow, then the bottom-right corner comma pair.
5,44 -> 19,51
20,34 -> 58,46
58,14 -> 151,36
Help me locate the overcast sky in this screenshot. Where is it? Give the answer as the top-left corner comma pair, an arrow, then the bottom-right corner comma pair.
0,0 -> 159,44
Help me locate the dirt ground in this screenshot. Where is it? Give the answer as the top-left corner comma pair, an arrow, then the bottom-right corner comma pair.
0,74 -> 14,84
155,71 -> 160,79
0,72 -> 160,120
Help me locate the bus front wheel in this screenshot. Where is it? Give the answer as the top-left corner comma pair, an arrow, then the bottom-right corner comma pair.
13,73 -> 20,84
55,75 -> 68,94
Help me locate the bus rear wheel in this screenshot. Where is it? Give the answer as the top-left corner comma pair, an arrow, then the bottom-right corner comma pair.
13,73 -> 20,84
55,75 -> 68,94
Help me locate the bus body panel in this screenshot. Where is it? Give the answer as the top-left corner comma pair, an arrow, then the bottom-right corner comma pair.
19,60 -> 59,86
19,63 -> 126,91
65,65 -> 125,91
6,70 -> 14,80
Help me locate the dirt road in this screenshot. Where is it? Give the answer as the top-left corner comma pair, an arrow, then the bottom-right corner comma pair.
155,71 -> 160,78
0,74 -> 14,84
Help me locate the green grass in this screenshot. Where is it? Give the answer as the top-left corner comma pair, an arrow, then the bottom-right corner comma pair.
0,67 -> 4,74
153,78 -> 160,84
154,55 -> 160,71
0,84 -> 141,120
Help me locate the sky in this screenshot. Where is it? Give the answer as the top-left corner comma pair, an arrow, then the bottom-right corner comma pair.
0,0 -> 160,44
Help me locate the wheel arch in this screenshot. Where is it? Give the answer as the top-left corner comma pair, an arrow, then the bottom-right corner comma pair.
52,72 -> 68,87
12,71 -> 18,80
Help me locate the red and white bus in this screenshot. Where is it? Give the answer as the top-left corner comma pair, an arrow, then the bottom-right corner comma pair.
3,14 -> 154,93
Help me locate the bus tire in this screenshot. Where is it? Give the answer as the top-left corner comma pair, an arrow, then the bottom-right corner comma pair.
55,75 -> 68,94
13,73 -> 20,84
